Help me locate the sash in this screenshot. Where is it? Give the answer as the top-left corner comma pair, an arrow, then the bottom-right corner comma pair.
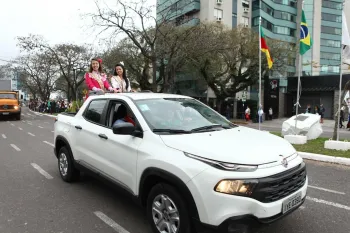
112,76 -> 125,92
90,72 -> 105,91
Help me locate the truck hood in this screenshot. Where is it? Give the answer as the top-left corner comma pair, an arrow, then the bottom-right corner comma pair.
159,127 -> 296,165
0,99 -> 18,105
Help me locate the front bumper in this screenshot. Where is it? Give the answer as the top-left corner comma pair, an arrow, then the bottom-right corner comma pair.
187,158 -> 308,231
195,195 -> 306,233
0,110 -> 21,116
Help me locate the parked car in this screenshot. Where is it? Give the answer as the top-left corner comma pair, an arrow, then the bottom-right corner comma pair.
54,92 -> 308,233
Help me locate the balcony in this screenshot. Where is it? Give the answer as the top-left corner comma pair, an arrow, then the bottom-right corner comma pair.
181,18 -> 200,27
177,1 -> 200,16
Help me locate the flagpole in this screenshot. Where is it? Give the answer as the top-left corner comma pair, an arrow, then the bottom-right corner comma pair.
294,1 -> 304,134
258,0 -> 262,131
337,5 -> 345,141
259,16 -> 262,131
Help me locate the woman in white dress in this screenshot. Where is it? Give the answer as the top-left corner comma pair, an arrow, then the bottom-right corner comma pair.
110,63 -> 132,93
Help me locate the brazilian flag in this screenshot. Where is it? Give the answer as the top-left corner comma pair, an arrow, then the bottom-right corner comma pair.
300,10 -> 312,55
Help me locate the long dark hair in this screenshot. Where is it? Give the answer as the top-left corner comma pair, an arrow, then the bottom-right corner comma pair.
89,58 -> 103,73
114,63 -> 129,90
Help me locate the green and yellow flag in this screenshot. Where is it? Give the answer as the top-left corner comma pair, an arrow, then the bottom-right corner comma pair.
300,10 -> 312,55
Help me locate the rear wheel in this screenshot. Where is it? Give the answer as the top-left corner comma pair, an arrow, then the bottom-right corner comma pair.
147,183 -> 191,233
58,147 -> 80,182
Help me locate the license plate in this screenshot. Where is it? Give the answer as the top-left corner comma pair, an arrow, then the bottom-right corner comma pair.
282,192 -> 302,214
1,112 -> 9,115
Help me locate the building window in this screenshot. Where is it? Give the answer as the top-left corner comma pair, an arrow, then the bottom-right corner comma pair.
321,13 -> 342,23
214,8 -> 223,20
274,11 -> 296,22
321,39 -> 341,47
321,26 -> 341,35
320,52 -> 341,61
241,16 -> 249,26
322,0 -> 342,10
262,2 -> 274,16
273,0 -> 296,7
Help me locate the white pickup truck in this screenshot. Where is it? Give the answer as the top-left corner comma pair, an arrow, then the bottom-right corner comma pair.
54,92 -> 308,233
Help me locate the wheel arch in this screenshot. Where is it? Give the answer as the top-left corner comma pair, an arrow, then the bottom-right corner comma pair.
55,135 -> 73,159
139,167 -> 200,221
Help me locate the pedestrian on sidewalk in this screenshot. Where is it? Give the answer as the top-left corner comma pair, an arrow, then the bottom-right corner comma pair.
245,106 -> 251,121
268,107 -> 273,120
319,104 -> 325,123
340,106 -> 345,128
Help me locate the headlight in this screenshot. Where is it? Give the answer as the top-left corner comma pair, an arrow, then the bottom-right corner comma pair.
14,106 -> 19,110
184,152 -> 258,172
214,179 -> 258,196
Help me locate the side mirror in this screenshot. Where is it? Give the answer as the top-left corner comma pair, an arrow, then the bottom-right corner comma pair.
113,122 -> 135,135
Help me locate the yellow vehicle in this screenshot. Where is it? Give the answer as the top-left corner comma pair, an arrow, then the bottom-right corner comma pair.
0,91 -> 21,120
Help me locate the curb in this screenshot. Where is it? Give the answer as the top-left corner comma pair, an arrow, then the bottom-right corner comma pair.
28,108 -> 57,118
298,151 -> 350,166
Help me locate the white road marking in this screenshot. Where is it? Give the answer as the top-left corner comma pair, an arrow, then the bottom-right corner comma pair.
10,144 -> 21,151
43,141 -> 54,147
10,123 -> 14,126
299,206 -> 305,210
28,132 -> 35,137
1,134 -> 7,139
44,122 -> 49,124
30,163 -> 53,180
22,120 -> 25,123
26,113 -> 32,116
94,211 -> 130,233
18,127 -> 23,131
38,126 -> 43,129
306,196 -> 350,211
308,185 -> 345,195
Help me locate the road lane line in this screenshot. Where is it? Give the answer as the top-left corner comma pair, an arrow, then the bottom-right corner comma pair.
43,141 -> 54,147
10,123 -> 14,126
306,196 -> 350,211
308,185 -> 345,195
18,127 -> 23,131
1,134 -> 7,139
299,206 -> 305,210
10,144 -> 21,151
30,163 -> 53,179
38,126 -> 43,129
22,120 -> 25,123
26,113 -> 32,116
94,211 -> 130,233
28,132 -> 35,137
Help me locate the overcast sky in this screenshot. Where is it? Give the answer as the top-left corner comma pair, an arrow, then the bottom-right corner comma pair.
0,0 -> 157,65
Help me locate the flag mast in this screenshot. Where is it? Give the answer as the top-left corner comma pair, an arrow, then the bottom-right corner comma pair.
294,0 -> 304,134
258,0 -> 262,131
336,4 -> 345,141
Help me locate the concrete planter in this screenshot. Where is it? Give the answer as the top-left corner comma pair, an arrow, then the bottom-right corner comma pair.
324,140 -> 350,151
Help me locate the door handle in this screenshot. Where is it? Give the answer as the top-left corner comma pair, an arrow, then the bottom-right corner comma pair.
98,134 -> 108,140
75,125 -> 82,130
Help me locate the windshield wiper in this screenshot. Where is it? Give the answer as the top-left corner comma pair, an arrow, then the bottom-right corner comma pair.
191,124 -> 225,132
153,129 -> 192,134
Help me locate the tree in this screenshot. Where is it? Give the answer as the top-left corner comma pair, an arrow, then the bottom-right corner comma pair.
16,53 -> 58,101
16,35 -> 93,100
185,23 -> 294,111
102,37 -> 153,90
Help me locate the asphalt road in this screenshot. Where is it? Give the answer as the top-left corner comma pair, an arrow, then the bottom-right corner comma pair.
0,107 -> 349,233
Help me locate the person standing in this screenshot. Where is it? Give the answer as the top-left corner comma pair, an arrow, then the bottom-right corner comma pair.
110,63 -> 132,93
85,58 -> 114,96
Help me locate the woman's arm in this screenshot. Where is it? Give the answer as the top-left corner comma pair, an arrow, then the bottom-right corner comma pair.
85,73 -> 98,91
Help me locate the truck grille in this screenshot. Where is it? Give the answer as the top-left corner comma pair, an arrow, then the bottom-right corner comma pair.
252,162 -> 307,203
0,105 -> 15,110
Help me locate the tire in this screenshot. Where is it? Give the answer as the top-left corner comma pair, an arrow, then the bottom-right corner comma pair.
15,113 -> 21,121
58,146 -> 80,182
147,183 -> 191,233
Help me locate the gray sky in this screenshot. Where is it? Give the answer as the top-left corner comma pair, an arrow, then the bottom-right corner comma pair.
0,0 -> 157,65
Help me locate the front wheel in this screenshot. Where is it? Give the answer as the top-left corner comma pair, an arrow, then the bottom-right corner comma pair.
147,183 -> 191,233
58,147 -> 80,182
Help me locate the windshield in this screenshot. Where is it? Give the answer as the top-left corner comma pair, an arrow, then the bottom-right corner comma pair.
0,93 -> 16,99
135,98 -> 236,133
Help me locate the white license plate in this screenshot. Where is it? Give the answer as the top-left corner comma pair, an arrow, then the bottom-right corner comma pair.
282,192 -> 302,214
1,112 -> 9,115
